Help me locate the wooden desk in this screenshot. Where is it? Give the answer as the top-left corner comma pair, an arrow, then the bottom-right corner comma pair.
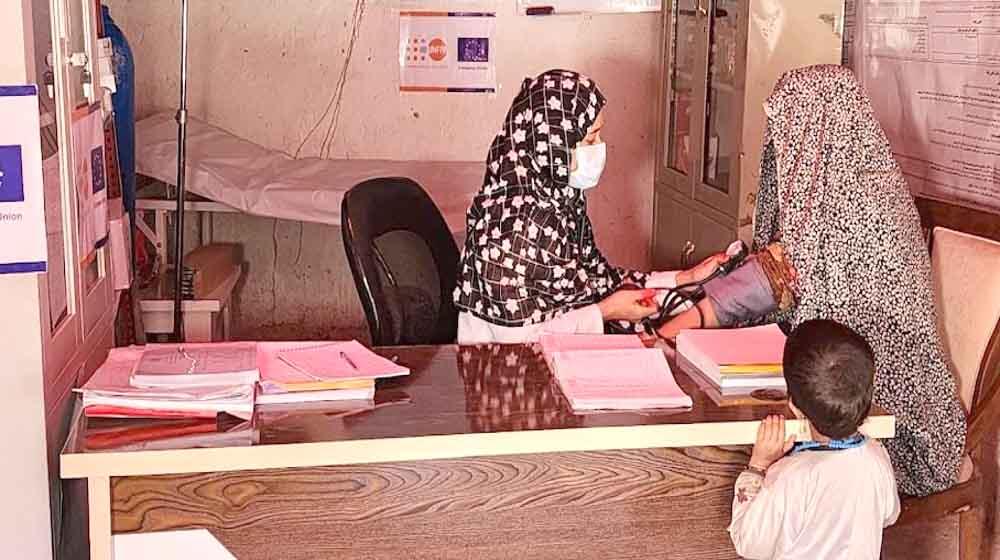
61,344 -> 895,560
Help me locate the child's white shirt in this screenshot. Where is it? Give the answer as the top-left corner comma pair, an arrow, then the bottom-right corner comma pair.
729,438 -> 900,560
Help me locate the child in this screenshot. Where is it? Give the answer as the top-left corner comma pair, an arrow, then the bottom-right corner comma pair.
728,319 -> 900,559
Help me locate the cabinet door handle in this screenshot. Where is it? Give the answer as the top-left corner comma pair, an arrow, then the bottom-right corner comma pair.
681,240 -> 696,267
696,0 -> 708,17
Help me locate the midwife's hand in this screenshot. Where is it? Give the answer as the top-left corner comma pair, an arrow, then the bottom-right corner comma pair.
598,289 -> 658,322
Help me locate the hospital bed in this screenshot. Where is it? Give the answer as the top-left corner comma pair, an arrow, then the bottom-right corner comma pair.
133,113 -> 483,341
134,112 -> 483,268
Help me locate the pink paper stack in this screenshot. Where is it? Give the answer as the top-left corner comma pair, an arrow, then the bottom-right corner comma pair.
539,334 -> 693,411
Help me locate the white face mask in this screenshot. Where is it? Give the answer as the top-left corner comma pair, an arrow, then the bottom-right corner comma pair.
569,142 -> 607,190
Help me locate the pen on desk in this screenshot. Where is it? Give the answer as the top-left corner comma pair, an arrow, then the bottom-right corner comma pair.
341,350 -> 360,371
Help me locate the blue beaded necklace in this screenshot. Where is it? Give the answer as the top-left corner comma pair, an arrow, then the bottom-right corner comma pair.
791,432 -> 867,455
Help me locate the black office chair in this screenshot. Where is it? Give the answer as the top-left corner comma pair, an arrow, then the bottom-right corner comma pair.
342,177 -> 460,346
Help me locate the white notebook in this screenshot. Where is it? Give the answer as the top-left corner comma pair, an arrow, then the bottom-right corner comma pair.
131,342 -> 260,388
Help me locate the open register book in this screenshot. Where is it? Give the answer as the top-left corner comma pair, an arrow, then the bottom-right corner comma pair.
539,334 -> 692,411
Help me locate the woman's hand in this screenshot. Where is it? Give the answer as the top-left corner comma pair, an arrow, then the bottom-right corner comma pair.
598,289 -> 658,322
676,253 -> 728,285
749,415 -> 796,471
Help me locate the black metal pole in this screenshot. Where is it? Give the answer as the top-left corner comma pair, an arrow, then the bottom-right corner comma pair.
171,0 -> 190,342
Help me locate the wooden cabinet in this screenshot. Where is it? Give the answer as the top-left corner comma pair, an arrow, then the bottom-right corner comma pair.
653,0 -> 845,268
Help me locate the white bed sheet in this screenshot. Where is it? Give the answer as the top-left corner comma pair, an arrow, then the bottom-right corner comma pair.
136,112 -> 484,232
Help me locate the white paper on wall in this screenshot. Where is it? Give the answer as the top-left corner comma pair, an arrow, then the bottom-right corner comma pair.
71,103 -> 109,256
858,0 -> 1000,212
0,85 -> 47,274
399,11 -> 497,93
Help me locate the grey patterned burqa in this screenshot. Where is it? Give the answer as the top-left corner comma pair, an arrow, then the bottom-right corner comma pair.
752,65 -> 966,496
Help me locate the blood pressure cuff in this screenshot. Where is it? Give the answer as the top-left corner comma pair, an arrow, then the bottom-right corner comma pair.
703,244 -> 795,327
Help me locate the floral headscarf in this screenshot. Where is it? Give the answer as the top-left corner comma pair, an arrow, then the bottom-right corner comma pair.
454,69 -> 642,327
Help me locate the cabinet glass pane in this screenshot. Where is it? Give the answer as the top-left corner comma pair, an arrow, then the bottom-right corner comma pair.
67,0 -> 89,108
701,0 -> 739,193
665,0 -> 699,176
33,0 -> 71,330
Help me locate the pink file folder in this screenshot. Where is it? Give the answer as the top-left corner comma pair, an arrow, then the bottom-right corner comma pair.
676,324 -> 786,365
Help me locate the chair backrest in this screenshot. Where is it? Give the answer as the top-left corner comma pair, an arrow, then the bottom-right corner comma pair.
341,177 -> 460,346
931,227 -> 1000,417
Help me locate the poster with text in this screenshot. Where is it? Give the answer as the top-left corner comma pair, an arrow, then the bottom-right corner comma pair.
71,104 -> 109,257
517,0 -> 660,14
399,11 -> 497,93
859,0 -> 1000,213
0,86 -> 47,274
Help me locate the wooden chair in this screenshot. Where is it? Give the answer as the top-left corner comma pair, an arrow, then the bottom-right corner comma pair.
891,226 -> 1000,560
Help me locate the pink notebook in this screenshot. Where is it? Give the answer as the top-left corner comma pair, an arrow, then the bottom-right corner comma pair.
257,342 -> 378,405
272,340 -> 409,382
676,324 -> 786,365
549,348 -> 692,411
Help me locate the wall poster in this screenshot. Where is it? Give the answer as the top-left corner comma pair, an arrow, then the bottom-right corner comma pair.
399,11 -> 497,93
856,1 -> 1000,213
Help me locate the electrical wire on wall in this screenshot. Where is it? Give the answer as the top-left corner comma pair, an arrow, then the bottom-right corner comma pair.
268,0 -> 367,323
294,0 -> 367,160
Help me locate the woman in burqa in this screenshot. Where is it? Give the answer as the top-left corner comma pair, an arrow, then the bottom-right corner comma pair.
454,69 -> 721,344
658,65 -> 966,496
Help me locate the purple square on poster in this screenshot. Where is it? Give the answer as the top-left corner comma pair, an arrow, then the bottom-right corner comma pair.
0,145 -> 25,203
91,145 -> 105,194
458,37 -> 489,62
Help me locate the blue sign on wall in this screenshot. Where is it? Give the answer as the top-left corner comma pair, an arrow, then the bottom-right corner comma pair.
0,145 -> 25,203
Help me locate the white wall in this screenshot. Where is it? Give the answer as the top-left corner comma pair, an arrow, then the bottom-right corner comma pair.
0,2 -> 56,558
105,0 -> 661,338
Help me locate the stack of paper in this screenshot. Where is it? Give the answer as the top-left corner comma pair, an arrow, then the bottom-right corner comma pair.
256,341 -> 409,405
539,334 -> 692,411
78,347 -> 255,419
676,325 -> 787,394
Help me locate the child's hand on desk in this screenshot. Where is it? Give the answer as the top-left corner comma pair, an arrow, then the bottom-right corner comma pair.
749,415 -> 795,471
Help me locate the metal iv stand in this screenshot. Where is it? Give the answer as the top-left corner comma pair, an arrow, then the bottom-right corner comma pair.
171,0 -> 189,342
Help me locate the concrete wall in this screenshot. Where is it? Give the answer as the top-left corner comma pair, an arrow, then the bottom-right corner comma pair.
105,0 -> 661,339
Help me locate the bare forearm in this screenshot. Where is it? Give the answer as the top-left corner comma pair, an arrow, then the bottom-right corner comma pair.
657,298 -> 718,339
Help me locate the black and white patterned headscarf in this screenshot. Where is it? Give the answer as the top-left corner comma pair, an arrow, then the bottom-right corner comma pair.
454,69 -> 643,326
754,65 -> 966,496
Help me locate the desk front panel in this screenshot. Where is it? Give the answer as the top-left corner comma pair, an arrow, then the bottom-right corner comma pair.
111,445 -> 749,560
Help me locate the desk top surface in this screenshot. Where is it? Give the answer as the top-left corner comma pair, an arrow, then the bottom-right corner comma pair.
60,344 -> 894,478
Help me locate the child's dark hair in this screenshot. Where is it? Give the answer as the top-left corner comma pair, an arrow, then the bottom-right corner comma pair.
783,319 -> 875,439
